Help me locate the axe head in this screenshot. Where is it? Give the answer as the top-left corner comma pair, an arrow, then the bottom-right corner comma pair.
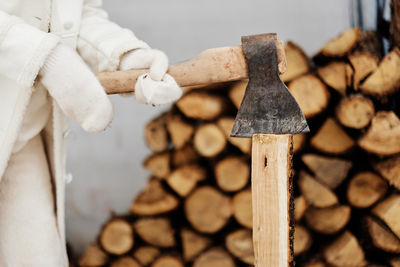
231,33 -> 309,138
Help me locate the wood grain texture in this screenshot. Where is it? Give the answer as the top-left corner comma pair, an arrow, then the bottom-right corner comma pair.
251,134 -> 292,267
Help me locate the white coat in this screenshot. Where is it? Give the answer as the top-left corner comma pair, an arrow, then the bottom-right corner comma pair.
0,0 -> 148,244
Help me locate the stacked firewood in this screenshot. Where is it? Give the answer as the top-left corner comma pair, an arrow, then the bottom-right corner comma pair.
77,27 -> 400,267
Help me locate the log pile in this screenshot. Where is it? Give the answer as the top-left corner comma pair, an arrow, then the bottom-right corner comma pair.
77,27 -> 400,267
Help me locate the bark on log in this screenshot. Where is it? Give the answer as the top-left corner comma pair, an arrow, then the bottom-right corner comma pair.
100,219 -> 134,255
305,205 -> 351,234
133,218 -> 175,247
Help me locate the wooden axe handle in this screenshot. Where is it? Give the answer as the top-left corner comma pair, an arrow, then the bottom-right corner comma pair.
96,40 -> 286,94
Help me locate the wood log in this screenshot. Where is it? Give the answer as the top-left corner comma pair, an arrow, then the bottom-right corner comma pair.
372,194 -> 400,239
293,133 -> 307,154
232,189 -> 252,229
166,114 -> 194,149
143,152 -> 170,179
305,205 -> 351,234
374,156 -> 400,190
356,30 -> 382,60
348,52 -> 378,89
134,218 -> 175,247
145,114 -> 169,153
229,80 -> 247,109
214,156 -> 250,192
319,27 -> 361,57
193,124 -> 227,157
358,111 -> 400,156
288,74 -> 330,118
172,145 -> 199,167
366,217 -> 400,253
185,186 -> 232,233
310,118 -> 355,154
217,117 -> 251,154
130,179 -> 179,215
391,0 -> 400,48
111,257 -> 141,267
294,195 -> 307,222
346,172 -> 388,208
78,244 -> 109,267
100,219 -> 134,255
193,247 -> 235,267
176,92 -> 226,120
323,231 -> 366,267
133,246 -> 160,266
302,154 -> 352,189
298,171 -> 338,208
304,261 -> 326,267
225,229 -> 254,264
181,228 -> 211,262
391,258 -> 400,267
280,41 -> 310,82
151,255 -> 184,267
359,48 -> 400,96
166,165 -> 206,197
294,225 -> 312,256
336,94 -> 375,129
317,61 -> 348,95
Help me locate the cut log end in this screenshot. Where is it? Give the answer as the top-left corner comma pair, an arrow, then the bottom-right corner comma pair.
215,156 -> 250,192
78,244 -> 109,267
336,94 -> 375,129
100,219 -> 134,256
133,246 -> 161,266
145,115 -> 169,153
193,247 -> 235,267
225,229 -> 254,264
305,205 -> 351,234
372,194 -> 400,239
317,61 -> 348,95
194,124 -> 227,157
151,255 -> 184,267
232,189 -> 252,229
280,41 -> 310,82
320,27 -> 362,57
134,217 -> 175,248
181,229 -> 211,262
374,156 -> 400,190
294,225 -> 312,256
176,92 -> 226,120
111,257 -> 141,267
367,217 -> 400,253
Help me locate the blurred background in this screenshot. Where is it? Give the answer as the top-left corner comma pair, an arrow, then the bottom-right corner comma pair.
66,0 -> 354,253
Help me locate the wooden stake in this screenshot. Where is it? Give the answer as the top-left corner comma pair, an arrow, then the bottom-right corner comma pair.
251,134 -> 293,267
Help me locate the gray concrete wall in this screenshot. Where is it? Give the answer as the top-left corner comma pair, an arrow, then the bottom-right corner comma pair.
66,0 -> 352,254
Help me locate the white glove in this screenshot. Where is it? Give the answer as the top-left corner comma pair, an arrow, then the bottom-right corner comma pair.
40,44 -> 113,133
119,48 -> 182,105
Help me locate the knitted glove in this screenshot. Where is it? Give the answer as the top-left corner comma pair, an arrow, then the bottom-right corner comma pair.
120,48 -> 182,105
39,44 -> 113,132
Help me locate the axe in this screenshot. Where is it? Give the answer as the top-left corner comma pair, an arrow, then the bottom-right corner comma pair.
97,33 -> 309,267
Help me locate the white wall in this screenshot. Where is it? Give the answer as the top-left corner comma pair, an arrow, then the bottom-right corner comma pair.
66,0 -> 352,254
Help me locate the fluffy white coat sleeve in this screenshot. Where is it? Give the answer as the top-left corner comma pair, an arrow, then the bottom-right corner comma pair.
77,0 -> 150,72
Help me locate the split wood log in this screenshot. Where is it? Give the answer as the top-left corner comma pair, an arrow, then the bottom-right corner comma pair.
217,117 -> 251,154
358,111 -> 400,156
323,231 -> 366,267
391,258 -> 400,267
133,217 -> 175,247
298,171 -> 338,208
320,27 -> 361,57
151,255 -> 184,267
193,124 -> 227,157
294,225 -> 312,256
166,115 -> 194,149
372,194 -> 400,239
317,61 -> 348,95
293,133 -> 306,154
229,80 -> 247,109
310,118 -> 355,154
143,152 -> 170,179
374,156 -> 400,190
78,244 -> 109,267
145,114 -> 169,153
166,164 -> 206,197
225,229 -> 254,264
133,246 -> 160,266
336,94 -> 375,129
111,257 -> 141,267
366,217 -> 400,253
305,205 -> 351,234
232,189 -> 252,229
280,41 -> 310,82
176,92 -> 226,120
185,186 -> 232,233
302,154 -> 352,189
294,195 -> 307,222
288,74 -> 330,118
359,48 -> 400,96
348,52 -> 378,89
193,247 -> 235,267
130,179 -> 178,216
346,172 -> 388,208
181,228 -> 211,262
214,156 -> 250,192
172,145 -> 199,167
100,219 -> 134,255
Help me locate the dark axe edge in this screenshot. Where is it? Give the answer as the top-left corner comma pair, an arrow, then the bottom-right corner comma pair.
231,33 -> 309,137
